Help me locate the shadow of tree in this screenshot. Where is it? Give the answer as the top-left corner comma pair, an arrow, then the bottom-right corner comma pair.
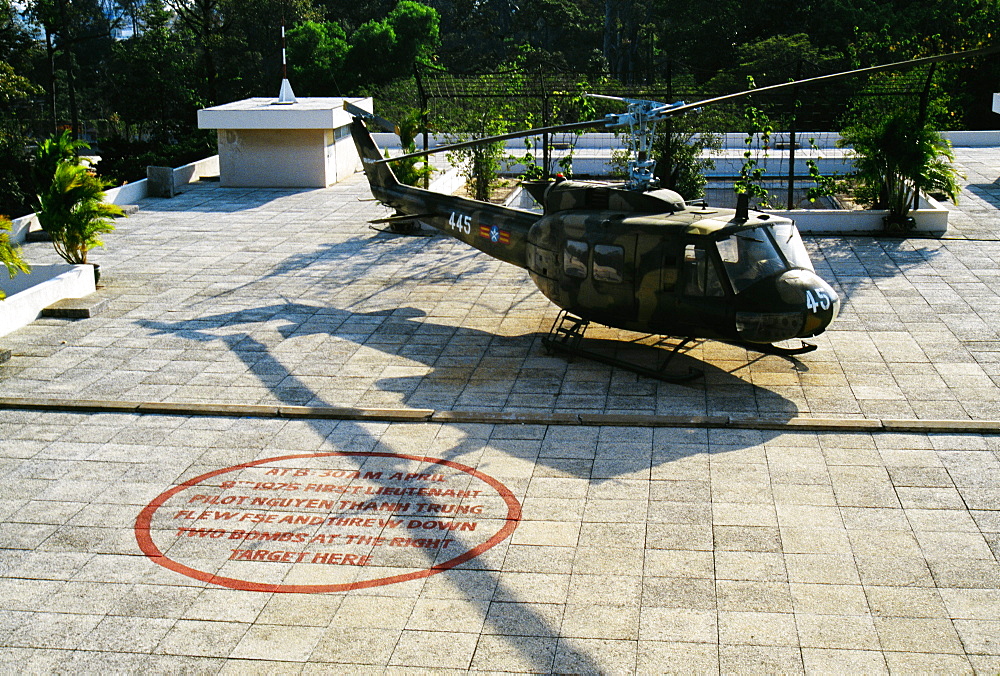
809,235 -> 945,332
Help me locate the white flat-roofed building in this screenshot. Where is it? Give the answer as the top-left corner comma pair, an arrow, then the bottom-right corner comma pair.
198,96 -> 373,188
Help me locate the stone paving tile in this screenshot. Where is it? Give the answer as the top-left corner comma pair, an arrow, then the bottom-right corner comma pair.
2,151 -> 1000,671
0,411 -> 996,671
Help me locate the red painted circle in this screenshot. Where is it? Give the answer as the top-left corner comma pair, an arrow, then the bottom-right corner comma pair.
135,452 -> 521,593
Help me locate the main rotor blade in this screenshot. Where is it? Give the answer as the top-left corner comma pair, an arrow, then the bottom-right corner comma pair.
370,43 -> 999,165
650,43 -> 1000,119
370,119 -> 605,165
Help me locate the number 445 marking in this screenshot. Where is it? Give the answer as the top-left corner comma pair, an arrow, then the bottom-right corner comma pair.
449,211 -> 471,234
805,289 -> 832,313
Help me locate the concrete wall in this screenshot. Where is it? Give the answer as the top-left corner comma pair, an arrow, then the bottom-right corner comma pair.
214,126 -> 361,188
218,128 -> 329,188
0,264 -> 96,338
373,130 -> 999,180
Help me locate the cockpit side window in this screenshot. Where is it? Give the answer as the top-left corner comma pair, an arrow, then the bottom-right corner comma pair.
683,244 -> 725,297
593,244 -> 625,283
564,239 -> 588,278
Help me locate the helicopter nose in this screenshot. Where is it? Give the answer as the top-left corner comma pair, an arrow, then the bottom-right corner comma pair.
776,269 -> 840,337
734,270 -> 840,343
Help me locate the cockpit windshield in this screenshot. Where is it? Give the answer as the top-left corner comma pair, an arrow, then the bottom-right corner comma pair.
769,221 -> 814,272
715,223 -> 811,293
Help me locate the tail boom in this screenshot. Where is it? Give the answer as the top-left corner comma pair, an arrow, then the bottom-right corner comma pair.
349,117 -> 536,269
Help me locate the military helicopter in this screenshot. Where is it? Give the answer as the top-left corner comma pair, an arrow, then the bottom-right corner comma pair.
346,46 -> 996,381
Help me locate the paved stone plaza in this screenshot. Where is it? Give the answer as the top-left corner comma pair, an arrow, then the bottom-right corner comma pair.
1,148 -> 1000,673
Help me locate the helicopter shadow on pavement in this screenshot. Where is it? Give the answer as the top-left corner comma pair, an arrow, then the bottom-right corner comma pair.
140,301 -> 797,482
965,181 -> 1000,213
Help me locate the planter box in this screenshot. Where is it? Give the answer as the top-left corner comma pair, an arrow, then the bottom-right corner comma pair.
775,193 -> 949,234
0,264 -> 96,338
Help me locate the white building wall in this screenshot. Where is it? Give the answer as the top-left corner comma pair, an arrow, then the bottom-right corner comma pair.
218,128 -> 329,188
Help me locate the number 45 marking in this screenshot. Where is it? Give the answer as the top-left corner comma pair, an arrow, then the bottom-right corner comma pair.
805,289 -> 832,313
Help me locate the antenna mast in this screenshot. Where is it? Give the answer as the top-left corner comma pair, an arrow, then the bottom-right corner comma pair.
276,18 -> 297,104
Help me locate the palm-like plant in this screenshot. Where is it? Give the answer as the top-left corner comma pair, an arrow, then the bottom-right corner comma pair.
34,132 -> 124,265
840,112 -> 962,232
0,215 -> 30,300
386,109 -> 434,187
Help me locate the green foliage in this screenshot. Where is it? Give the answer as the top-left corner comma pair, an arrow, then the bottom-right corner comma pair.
447,110 -> 510,202
734,86 -> 776,209
839,111 -> 962,228
387,1 -> 439,67
287,1 -> 439,94
0,213 -> 29,300
1,0 -> 997,220
386,109 -> 434,186
0,58 -> 38,105
165,0 -> 319,104
1,1 -> 40,72
34,133 -> 125,264
0,131 -> 33,218
652,117 -> 721,199
105,4 -> 201,134
707,34 -> 846,93
518,138 -> 547,181
33,130 -> 88,187
95,129 -> 216,184
345,19 -> 398,89
435,58 -> 558,201
287,21 -> 349,96
0,58 -> 40,218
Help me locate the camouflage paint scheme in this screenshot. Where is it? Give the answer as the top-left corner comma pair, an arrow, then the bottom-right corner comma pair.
351,118 -> 839,346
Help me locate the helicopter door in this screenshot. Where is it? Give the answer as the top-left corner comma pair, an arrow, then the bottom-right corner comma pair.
676,242 -> 731,337
561,236 -> 636,321
591,238 -> 636,321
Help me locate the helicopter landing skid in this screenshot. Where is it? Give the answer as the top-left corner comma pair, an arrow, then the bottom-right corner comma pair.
368,222 -> 433,236
741,340 -> 818,357
368,212 -> 436,236
542,311 -> 702,383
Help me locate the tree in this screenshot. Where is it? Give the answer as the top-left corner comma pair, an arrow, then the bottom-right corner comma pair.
310,0 -> 394,33
0,0 -> 39,73
288,1 -> 439,94
286,20 -> 348,95
343,20 -> 397,90
27,0 -> 119,137
652,121 -> 720,199
0,59 -> 42,218
706,34 -> 846,93
164,0 -> 318,104
104,0 -> 199,135
386,0 -> 438,68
